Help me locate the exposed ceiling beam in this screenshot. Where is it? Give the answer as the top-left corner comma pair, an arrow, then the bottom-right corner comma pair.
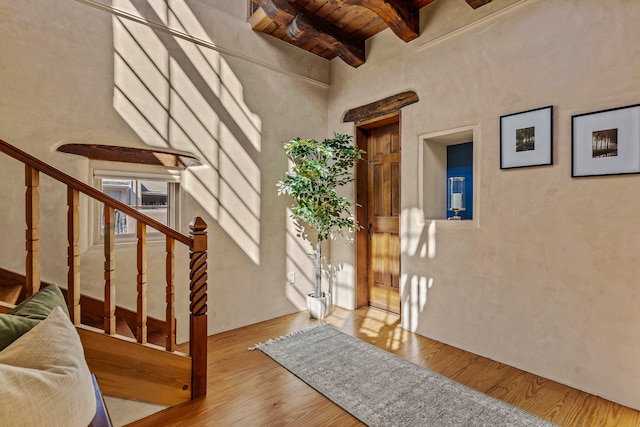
255,0 -> 365,67
343,0 -> 420,42
256,0 -> 298,22
286,14 -> 365,67
250,0 -> 497,67
465,0 -> 493,9
413,0 -> 439,7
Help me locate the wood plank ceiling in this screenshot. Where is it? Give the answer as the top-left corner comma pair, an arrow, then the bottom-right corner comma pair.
249,0 -> 493,67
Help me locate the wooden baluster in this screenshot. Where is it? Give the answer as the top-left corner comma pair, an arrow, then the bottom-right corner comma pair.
25,166 -> 41,298
104,206 -> 116,334
136,221 -> 147,344
189,217 -> 208,399
67,187 -> 81,324
165,237 -> 176,352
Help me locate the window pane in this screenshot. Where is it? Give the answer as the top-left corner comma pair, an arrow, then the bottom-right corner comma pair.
115,210 -> 132,234
100,179 -> 170,236
139,180 -> 168,226
102,179 -> 134,206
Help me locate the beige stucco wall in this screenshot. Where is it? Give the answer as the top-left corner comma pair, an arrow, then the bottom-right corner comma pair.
2,0 -> 639,412
329,0 -> 640,411
0,0 -> 329,342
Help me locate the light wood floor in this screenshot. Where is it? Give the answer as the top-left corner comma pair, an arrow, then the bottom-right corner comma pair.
128,307 -> 640,427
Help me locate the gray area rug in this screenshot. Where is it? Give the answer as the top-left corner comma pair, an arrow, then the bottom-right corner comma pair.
251,324 -> 557,427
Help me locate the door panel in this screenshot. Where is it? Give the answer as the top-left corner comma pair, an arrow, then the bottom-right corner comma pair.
367,122 -> 400,313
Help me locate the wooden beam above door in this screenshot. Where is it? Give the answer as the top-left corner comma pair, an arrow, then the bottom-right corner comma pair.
343,91 -> 419,123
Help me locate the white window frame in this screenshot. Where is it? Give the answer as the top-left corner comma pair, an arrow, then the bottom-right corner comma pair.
93,169 -> 182,244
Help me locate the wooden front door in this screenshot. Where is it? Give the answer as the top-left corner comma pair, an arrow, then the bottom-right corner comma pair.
367,121 -> 400,313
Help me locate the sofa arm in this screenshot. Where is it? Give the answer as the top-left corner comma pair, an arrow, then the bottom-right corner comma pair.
89,374 -> 112,427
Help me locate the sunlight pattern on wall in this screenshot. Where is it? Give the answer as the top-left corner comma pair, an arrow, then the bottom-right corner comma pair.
400,208 -> 432,332
111,0 -> 262,263
285,208 -> 316,310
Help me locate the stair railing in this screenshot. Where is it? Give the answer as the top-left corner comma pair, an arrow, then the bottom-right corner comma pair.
0,138 -> 207,399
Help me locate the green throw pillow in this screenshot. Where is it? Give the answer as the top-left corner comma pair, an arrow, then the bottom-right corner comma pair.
0,285 -> 68,351
0,315 -> 39,352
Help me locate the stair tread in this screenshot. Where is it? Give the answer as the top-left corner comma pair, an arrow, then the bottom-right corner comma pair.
0,284 -> 22,305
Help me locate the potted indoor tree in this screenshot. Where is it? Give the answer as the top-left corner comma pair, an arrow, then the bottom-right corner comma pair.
276,133 -> 365,319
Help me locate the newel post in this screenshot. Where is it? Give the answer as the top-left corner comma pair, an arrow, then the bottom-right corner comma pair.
189,217 -> 207,399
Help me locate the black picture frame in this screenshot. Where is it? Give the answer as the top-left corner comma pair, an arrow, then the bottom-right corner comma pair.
500,106 -> 553,169
571,104 -> 640,177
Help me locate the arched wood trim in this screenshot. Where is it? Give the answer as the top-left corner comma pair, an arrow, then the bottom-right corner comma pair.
57,144 -> 201,167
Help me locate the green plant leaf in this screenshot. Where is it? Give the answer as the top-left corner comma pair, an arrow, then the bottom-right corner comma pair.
276,134 -> 366,246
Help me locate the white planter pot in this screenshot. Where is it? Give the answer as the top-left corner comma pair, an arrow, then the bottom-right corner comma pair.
306,292 -> 332,319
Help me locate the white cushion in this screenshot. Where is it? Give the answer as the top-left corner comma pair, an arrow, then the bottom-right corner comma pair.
0,307 -> 96,427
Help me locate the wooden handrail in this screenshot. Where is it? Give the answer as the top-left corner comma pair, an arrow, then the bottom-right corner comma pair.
0,138 -> 190,246
0,137 -> 208,402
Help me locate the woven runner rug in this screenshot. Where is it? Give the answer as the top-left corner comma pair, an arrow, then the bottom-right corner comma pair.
251,323 -> 557,427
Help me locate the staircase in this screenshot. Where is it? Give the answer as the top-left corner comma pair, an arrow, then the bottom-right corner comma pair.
0,138 -> 208,406
0,286 -> 21,306
0,269 -> 28,305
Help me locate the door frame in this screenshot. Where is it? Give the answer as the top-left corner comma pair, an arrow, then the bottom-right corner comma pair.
354,112 -> 401,309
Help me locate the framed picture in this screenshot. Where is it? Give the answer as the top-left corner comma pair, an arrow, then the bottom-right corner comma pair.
571,104 -> 640,177
500,106 -> 553,169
